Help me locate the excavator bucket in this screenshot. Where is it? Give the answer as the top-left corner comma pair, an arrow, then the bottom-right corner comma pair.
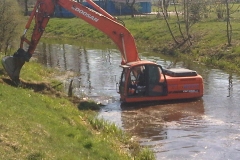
2,56 -> 25,82
2,48 -> 31,82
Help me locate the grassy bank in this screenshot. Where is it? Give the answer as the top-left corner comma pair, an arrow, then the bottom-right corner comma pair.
0,56 -> 155,159
43,15 -> 240,73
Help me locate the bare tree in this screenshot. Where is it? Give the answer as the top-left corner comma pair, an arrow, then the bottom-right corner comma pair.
76,0 -> 83,3
224,0 -> 240,46
99,0 -> 108,10
215,0 -> 225,19
126,0 -> 136,17
173,0 -> 185,43
225,0 -> 232,46
160,0 -> 208,50
162,0 -> 170,18
17,0 -> 35,15
213,0 -> 240,46
24,0 -> 28,16
160,0 -> 179,45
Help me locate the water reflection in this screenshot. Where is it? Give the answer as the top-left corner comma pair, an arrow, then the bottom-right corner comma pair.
120,99 -> 204,141
35,42 -> 122,104
228,73 -> 233,97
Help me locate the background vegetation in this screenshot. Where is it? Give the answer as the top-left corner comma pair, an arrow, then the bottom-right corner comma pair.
0,0 -> 25,54
41,13 -> 240,72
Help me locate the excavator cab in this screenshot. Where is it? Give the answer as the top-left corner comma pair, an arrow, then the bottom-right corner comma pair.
119,61 -> 168,102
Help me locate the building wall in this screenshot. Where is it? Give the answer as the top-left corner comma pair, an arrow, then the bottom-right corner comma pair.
92,0 -> 152,15
110,0 -> 151,2
54,1 -> 152,18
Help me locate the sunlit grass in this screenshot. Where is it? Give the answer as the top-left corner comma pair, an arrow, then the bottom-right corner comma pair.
20,61 -> 55,81
0,83 -> 131,159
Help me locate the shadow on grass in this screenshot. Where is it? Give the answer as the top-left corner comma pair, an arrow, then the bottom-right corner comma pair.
2,77 -> 50,90
1,77 -> 63,97
1,77 -> 102,111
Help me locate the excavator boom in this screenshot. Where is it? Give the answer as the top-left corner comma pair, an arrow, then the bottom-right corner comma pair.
2,0 -> 140,82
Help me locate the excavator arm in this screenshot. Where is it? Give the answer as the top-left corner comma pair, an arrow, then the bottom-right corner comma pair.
2,0 -> 140,82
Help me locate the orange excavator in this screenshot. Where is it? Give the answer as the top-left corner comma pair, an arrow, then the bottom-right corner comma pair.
2,0 -> 203,103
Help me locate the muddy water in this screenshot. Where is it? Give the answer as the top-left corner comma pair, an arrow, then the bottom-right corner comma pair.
35,41 -> 240,160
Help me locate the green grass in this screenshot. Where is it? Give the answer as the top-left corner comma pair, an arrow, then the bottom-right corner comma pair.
0,83 -> 129,159
0,55 -> 155,160
20,61 -> 56,81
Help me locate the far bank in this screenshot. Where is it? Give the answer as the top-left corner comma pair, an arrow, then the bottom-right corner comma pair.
42,16 -> 240,74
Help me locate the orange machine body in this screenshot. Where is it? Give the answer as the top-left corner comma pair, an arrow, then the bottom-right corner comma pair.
118,60 -> 203,103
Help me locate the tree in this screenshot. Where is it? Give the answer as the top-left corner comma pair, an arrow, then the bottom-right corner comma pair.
225,0 -> 231,46
215,0 -> 225,19
99,0 -> 108,10
126,0 -> 136,17
24,0 -> 28,16
76,0 -> 83,3
161,0 -> 170,18
212,0 -> 240,46
161,0 -> 210,49
224,0 -> 240,46
16,0 -> 35,15
160,0 -> 179,45
0,0 -> 23,54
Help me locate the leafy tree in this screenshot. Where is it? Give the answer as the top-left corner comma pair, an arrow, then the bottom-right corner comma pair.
0,0 -> 23,54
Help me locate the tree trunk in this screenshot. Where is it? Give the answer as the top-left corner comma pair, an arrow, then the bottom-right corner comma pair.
161,5 -> 179,45
24,0 -> 28,16
126,0 -> 135,18
225,0 -> 232,46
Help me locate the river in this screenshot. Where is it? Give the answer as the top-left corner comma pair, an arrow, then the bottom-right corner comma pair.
34,41 -> 240,160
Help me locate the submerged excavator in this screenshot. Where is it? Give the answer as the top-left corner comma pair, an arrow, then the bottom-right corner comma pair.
2,0 -> 203,103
